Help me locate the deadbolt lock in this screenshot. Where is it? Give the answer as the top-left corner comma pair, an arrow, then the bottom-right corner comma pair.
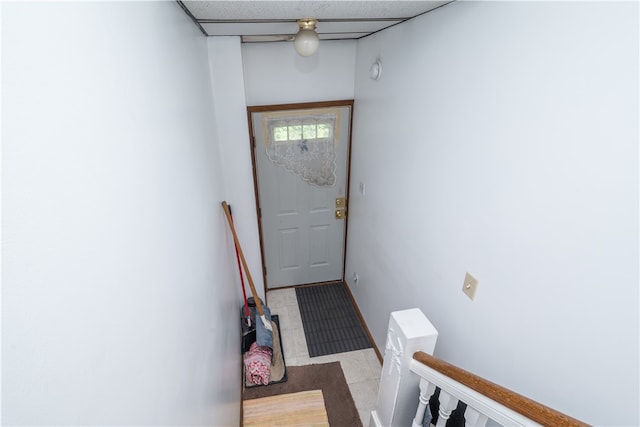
335,197 -> 347,208
335,209 -> 346,219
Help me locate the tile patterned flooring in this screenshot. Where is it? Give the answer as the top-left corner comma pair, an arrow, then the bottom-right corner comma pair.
266,288 -> 382,426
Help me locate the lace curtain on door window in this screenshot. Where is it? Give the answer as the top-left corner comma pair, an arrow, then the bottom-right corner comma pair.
264,113 -> 337,187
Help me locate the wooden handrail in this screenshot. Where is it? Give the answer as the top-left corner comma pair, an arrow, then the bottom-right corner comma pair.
412,351 -> 590,427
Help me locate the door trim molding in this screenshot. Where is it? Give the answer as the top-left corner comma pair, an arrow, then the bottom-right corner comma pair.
247,100 -> 355,294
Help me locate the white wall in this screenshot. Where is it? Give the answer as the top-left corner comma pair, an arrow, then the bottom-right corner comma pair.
242,40 -> 357,106
347,1 -> 639,425
2,2 -> 240,425
209,37 -> 266,303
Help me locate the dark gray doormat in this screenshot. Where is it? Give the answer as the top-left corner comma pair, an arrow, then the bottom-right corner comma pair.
295,282 -> 372,357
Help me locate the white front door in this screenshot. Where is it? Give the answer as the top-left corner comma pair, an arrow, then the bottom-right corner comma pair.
251,102 -> 352,289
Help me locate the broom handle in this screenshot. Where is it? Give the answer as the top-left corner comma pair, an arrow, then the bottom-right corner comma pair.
229,206 -> 250,318
221,201 -> 266,318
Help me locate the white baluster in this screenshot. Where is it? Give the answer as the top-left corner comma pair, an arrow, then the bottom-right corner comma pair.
464,406 -> 489,427
412,378 -> 436,427
435,390 -> 459,427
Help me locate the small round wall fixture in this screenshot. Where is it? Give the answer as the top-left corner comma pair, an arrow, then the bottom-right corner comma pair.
294,19 -> 320,57
369,58 -> 383,81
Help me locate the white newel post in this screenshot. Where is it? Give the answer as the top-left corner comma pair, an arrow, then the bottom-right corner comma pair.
370,308 -> 438,427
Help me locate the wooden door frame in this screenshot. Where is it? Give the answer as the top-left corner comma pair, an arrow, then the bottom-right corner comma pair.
247,99 -> 355,296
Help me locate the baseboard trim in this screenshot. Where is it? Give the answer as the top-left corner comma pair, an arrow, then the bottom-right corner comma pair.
341,280 -> 383,363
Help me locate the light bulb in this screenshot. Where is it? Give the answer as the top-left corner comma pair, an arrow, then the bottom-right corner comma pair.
294,29 -> 319,57
293,19 -> 319,57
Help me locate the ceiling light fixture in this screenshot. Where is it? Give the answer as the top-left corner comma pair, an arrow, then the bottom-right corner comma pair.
294,19 -> 319,57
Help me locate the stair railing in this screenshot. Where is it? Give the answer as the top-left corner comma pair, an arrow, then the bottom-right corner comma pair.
410,351 -> 590,427
370,309 -> 590,427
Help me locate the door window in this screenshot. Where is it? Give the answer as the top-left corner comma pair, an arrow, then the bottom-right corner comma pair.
262,109 -> 340,187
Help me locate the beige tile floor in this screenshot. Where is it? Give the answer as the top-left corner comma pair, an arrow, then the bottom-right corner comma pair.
266,288 -> 382,426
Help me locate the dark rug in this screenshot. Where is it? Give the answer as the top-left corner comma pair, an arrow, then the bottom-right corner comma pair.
243,361 -> 362,427
296,282 -> 372,357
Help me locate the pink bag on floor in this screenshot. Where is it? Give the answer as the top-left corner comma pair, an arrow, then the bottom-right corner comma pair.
244,342 -> 273,385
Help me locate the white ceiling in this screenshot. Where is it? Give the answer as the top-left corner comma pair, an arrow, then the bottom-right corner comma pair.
178,1 -> 452,42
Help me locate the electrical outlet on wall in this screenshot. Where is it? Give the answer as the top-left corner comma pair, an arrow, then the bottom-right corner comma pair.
462,272 -> 479,300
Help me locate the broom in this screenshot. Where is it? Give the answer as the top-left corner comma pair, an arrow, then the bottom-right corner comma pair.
228,204 -> 251,328
221,201 -> 273,334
